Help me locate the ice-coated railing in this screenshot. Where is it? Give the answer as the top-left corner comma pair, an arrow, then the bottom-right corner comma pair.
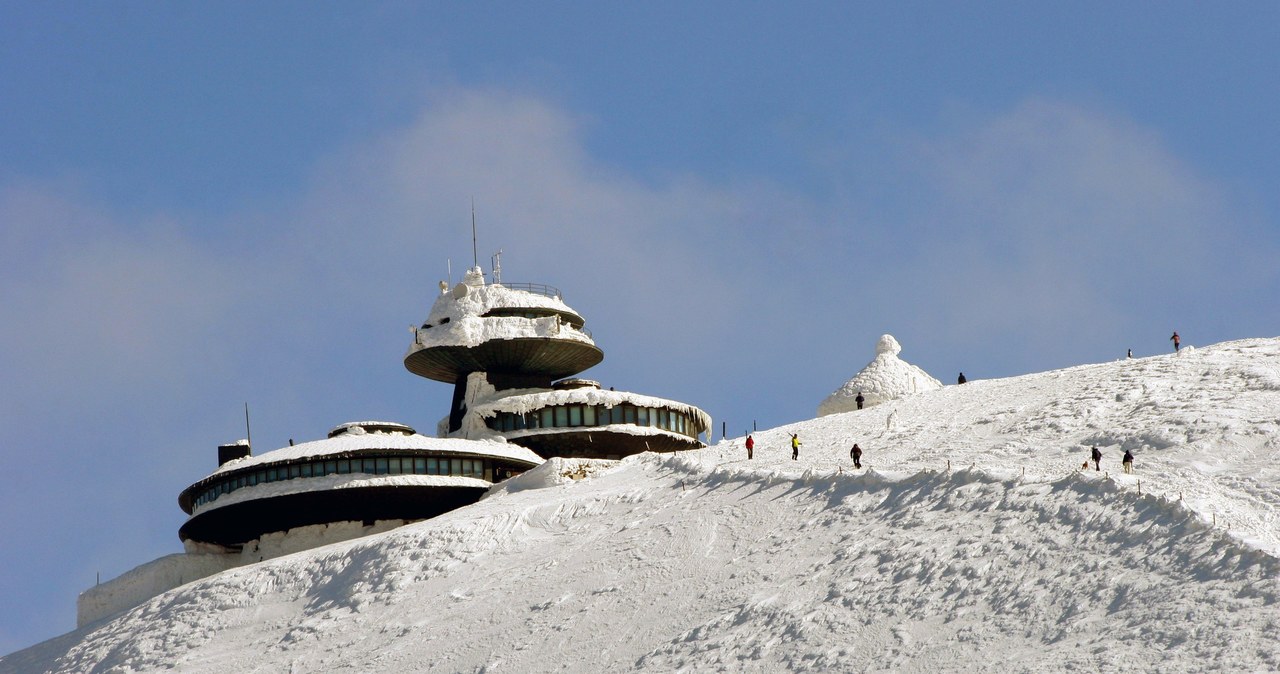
497,282 -> 562,300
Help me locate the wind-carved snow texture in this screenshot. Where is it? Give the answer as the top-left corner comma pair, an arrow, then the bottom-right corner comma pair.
6,337 -> 1280,673
818,334 -> 943,416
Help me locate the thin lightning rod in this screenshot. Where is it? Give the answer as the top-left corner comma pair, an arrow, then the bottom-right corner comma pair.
471,199 -> 478,270
244,403 -> 252,447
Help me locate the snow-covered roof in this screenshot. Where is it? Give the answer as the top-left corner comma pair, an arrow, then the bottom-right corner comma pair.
406,266 -> 596,353
408,314 -> 596,353
328,421 -> 415,437
818,334 -> 942,416
206,427 -> 543,478
468,387 -> 713,432
191,473 -> 491,516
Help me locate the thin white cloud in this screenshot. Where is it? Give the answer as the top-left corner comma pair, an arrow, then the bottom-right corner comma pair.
880,99 -> 1275,354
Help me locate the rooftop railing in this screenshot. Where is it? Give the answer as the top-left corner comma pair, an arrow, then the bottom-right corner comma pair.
498,282 -> 562,300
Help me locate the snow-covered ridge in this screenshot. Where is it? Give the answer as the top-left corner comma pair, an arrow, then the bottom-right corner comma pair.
13,443 -> 1280,672
7,337 -> 1280,672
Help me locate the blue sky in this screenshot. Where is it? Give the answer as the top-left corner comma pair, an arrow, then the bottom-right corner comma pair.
2,2 -> 1278,653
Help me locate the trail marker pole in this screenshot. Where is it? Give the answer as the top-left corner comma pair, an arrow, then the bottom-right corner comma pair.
1137,480 -> 1142,495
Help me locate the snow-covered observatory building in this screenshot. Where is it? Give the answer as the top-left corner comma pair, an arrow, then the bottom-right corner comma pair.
405,265 -> 711,458
177,421 -> 542,548
817,334 -> 942,416
81,260 -> 710,628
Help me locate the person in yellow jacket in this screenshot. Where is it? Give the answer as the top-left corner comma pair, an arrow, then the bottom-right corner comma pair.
791,433 -> 801,460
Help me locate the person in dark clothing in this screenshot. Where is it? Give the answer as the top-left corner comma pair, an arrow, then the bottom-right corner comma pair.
1170,331 -> 1180,352
958,372 -> 967,384
745,435 -> 754,460
1091,446 -> 1102,472
850,443 -> 863,469
791,434 -> 801,460
1123,449 -> 1134,474
855,392 -> 865,410
1127,348 -> 1133,359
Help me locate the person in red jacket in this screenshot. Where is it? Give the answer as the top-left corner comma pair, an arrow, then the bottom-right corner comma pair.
745,435 -> 754,460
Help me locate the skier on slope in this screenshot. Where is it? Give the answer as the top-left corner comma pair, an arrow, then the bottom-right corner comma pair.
1091,446 -> 1103,472
855,392 -> 865,410
1123,449 -> 1134,474
791,434 -> 801,460
1170,331 -> 1181,353
850,443 -> 863,469
745,435 -> 754,460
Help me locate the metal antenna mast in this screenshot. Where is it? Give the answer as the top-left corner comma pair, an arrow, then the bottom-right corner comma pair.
471,199 -> 478,270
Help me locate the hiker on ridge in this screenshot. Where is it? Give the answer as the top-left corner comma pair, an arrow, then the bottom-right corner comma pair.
855,392 -> 865,410
1091,446 -> 1102,472
1170,331 -> 1181,353
745,435 -> 754,460
1123,449 -> 1134,474
958,372 -> 967,384
791,434 -> 801,460
850,443 -> 863,469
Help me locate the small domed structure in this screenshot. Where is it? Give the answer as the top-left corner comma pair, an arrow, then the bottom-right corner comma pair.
817,334 -> 941,416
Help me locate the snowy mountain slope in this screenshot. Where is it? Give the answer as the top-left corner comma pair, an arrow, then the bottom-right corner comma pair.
723,339 -> 1280,556
5,338 -> 1280,673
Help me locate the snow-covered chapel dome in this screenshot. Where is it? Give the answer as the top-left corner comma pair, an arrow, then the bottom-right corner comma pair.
817,334 -> 942,417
